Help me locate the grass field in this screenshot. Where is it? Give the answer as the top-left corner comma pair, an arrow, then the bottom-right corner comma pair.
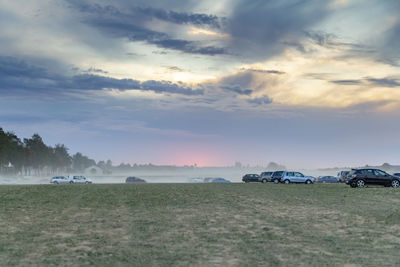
1,183 -> 400,266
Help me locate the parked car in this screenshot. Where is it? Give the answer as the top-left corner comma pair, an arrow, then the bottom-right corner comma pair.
242,174 -> 261,183
337,171 -> 350,183
346,168 -> 400,188
68,175 -> 92,184
191,177 -> 204,183
272,171 -> 315,184
50,176 -> 72,184
125,176 -> 146,183
318,176 -> 338,183
271,171 -> 285,184
260,172 -> 273,183
212,178 -> 231,183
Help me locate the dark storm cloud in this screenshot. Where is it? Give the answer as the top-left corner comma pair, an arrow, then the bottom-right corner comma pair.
134,6 -> 221,28
67,0 -> 221,27
241,68 -> 285,75
0,56 -> 202,96
86,67 -> 108,74
330,77 -> 400,88
305,31 -> 337,47
151,38 -> 226,55
247,96 -> 273,105
226,0 -> 330,60
331,80 -> 362,85
366,78 -> 400,88
377,1 -> 400,65
220,85 -> 253,95
164,66 -> 184,72
141,80 -> 203,95
66,1 -> 226,55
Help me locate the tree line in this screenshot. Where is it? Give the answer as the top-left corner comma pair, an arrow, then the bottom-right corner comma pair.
0,127 -> 97,176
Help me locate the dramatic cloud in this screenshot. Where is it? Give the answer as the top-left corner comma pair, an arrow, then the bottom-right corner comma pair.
220,85 -> 252,95
134,6 -> 221,28
226,0 -> 330,60
0,56 -> 202,96
331,80 -> 363,85
2,0 -> 400,167
331,77 -> 400,87
67,0 -> 226,55
241,68 -> 285,75
247,96 -> 273,105
366,78 -> 400,88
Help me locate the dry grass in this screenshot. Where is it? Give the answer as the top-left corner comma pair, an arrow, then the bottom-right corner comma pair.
1,183 -> 400,266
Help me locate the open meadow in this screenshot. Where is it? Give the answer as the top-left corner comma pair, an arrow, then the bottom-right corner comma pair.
1,183 -> 400,266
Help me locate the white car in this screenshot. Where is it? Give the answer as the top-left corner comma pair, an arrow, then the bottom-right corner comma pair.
67,175 -> 92,184
50,176 -> 72,184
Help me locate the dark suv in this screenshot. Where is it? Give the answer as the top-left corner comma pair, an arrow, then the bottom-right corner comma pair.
242,174 -> 261,183
271,171 -> 285,184
346,168 -> 400,188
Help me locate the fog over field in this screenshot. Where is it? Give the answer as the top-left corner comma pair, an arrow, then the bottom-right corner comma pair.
2,165 -> 400,185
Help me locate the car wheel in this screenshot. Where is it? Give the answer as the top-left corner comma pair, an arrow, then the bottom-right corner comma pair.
69,181 -> 73,184
305,180 -> 312,184
273,179 -> 279,184
85,181 -> 89,184
261,179 -> 267,183
54,181 -> 59,184
391,180 -> 400,188
356,179 -> 365,188
284,179 -> 290,184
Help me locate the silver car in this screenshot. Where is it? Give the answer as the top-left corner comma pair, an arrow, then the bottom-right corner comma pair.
68,175 -> 92,184
280,172 -> 315,184
50,176 -> 72,184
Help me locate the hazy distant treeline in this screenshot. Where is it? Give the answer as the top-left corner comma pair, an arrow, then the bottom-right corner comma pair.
0,127 -> 97,176
0,127 -> 227,177
0,127 -> 289,176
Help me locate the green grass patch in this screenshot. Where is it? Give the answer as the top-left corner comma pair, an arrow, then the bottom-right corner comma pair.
1,183 -> 400,266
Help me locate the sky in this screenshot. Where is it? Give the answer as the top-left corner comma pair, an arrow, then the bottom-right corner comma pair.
1,0 -> 400,168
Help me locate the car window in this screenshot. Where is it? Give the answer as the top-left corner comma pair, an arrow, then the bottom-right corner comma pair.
287,172 -> 294,176
295,172 -> 304,177
360,169 -> 373,175
374,170 -> 386,176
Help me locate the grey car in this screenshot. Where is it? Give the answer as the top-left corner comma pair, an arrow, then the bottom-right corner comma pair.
279,171 -> 315,184
68,175 -> 92,184
260,172 -> 273,182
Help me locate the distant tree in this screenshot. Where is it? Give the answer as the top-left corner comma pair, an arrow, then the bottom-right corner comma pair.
97,160 -> 106,169
72,152 -> 96,172
106,159 -> 113,169
382,163 -> 392,170
0,128 -> 25,174
50,144 -> 72,173
267,162 -> 286,170
5,132 -> 25,174
24,134 -> 51,175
